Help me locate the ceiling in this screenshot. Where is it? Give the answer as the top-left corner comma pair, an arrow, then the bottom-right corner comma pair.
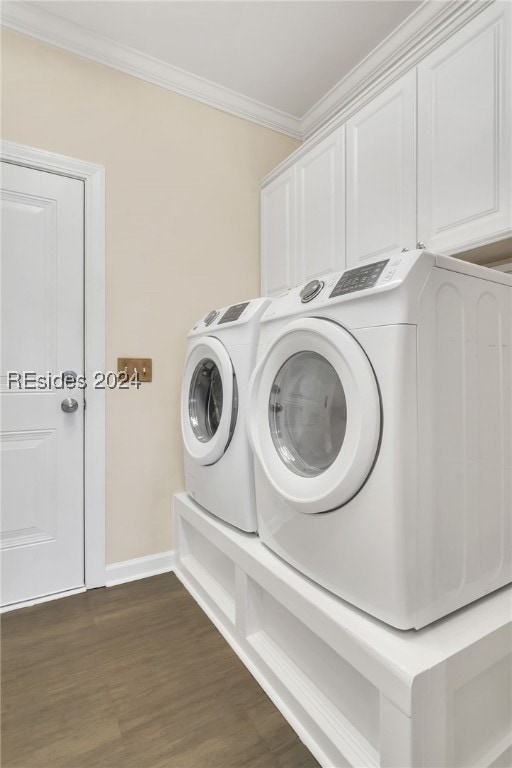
2,1 -> 450,137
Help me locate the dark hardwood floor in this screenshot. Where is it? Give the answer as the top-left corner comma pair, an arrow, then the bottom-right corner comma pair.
1,573 -> 319,768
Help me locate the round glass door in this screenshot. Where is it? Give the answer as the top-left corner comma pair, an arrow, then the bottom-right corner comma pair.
248,318 -> 381,513
182,336 -> 236,466
269,351 -> 347,477
189,358 -> 223,443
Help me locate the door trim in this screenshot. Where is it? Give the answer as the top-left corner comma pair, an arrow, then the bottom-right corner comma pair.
1,140 -> 106,589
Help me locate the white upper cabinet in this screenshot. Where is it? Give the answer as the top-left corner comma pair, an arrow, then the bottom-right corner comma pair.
261,166 -> 296,297
296,128 -> 345,283
346,71 -> 416,268
260,2 -> 511,295
417,2 -> 511,254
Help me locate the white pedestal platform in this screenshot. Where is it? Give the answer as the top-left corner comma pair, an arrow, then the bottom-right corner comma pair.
174,493 -> 512,768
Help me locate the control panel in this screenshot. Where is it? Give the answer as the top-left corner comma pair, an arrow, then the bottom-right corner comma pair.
258,251 -> 431,325
204,310 -> 219,326
218,301 -> 250,324
329,260 -> 388,298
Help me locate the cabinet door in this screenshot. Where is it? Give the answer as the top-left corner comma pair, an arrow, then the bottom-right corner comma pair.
346,71 -> 416,267
297,128 -> 345,283
417,2 -> 511,254
261,166 -> 296,297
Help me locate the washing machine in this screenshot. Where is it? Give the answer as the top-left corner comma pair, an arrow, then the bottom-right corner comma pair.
248,251 -> 512,629
181,297 -> 270,532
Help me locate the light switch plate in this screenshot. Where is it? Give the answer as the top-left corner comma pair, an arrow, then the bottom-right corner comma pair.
117,358 -> 152,382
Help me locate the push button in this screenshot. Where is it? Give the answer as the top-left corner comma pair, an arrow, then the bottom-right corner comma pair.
382,270 -> 395,281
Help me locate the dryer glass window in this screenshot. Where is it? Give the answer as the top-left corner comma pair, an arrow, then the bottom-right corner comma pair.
269,351 -> 347,477
189,359 -> 223,442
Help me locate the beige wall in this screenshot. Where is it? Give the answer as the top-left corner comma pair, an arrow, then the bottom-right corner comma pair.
1,29 -> 300,564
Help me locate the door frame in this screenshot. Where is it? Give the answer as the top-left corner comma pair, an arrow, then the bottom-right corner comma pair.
1,140 -> 106,589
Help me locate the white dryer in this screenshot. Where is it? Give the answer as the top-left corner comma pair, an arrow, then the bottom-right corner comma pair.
248,251 -> 512,629
182,297 -> 270,532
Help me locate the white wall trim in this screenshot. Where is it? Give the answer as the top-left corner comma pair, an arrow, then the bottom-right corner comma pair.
300,0 -> 493,139
106,551 -> 175,587
0,587 -> 87,614
261,0 -> 494,184
0,140 -> 106,590
1,0 -> 493,142
0,1 -> 301,140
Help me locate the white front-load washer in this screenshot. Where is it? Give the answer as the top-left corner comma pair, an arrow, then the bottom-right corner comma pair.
248,251 -> 512,629
181,297 -> 270,532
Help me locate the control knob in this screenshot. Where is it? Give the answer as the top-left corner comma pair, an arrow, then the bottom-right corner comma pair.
204,310 -> 219,326
300,279 -> 324,303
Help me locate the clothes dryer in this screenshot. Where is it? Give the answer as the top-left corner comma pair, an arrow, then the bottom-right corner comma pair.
248,252 -> 512,628
182,298 -> 270,531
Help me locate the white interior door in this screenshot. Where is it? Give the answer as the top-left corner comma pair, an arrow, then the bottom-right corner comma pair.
1,161 -> 85,607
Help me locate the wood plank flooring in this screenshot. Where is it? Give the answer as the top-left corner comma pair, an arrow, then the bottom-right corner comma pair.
1,573 -> 320,768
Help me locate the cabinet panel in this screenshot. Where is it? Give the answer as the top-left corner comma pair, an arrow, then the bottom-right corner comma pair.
297,128 -> 345,283
261,1 -> 511,294
261,167 -> 296,297
346,71 -> 416,267
418,2 -> 511,254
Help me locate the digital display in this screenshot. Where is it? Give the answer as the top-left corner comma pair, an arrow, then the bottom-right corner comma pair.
218,301 -> 250,324
329,260 -> 389,298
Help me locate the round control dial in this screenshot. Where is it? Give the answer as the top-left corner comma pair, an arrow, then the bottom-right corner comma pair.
300,279 -> 324,303
204,310 -> 219,326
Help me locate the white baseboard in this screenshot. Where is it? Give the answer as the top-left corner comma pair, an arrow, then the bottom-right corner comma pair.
1,552 -> 175,610
106,550 -> 175,587
1,586 -> 87,613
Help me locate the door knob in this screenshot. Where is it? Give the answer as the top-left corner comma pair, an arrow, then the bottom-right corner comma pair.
61,398 -> 79,413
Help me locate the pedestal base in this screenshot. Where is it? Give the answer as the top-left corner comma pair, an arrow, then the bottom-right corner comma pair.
174,493 -> 512,768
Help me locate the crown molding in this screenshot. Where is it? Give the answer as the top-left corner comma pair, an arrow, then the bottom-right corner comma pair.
0,1 -> 302,139
261,0 -> 494,186
300,0 -> 493,139
0,0 -> 494,145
